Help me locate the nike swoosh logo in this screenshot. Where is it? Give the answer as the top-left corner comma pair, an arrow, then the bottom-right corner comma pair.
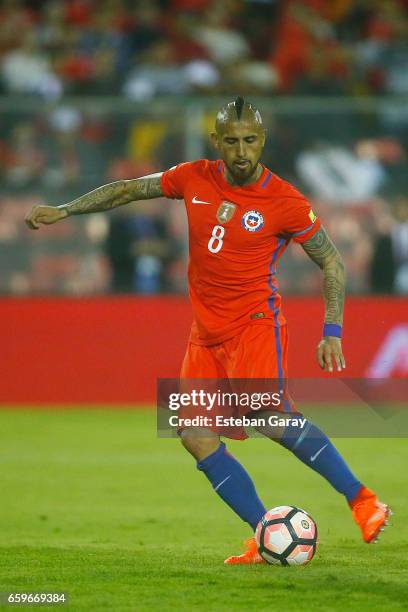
214,474 -> 231,491
367,509 -> 384,526
192,196 -> 212,205
310,443 -> 328,462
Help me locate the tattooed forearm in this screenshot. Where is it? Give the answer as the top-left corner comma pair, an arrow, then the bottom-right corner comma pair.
322,258 -> 345,324
302,228 -> 346,325
58,173 -> 164,216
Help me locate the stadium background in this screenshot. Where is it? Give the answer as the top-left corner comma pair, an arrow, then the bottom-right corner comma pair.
0,2 -> 407,610
1,0 -> 407,402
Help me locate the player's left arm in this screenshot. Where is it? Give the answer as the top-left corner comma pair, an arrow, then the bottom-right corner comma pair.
301,227 -> 346,373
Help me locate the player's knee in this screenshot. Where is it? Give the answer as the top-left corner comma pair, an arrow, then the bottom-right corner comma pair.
253,410 -> 285,442
180,429 -> 220,462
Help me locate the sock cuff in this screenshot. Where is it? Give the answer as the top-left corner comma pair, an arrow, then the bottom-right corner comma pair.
280,420 -> 315,451
197,442 -> 226,471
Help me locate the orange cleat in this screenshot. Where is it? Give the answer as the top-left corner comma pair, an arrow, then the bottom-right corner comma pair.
350,486 -> 391,543
224,538 -> 266,565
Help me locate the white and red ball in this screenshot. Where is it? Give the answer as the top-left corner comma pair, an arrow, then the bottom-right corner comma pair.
255,505 -> 318,566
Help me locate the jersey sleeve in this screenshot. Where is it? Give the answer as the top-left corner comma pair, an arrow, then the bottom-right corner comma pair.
161,162 -> 193,199
282,197 -> 321,244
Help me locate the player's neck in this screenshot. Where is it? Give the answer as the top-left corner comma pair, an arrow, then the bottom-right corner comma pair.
224,163 -> 264,187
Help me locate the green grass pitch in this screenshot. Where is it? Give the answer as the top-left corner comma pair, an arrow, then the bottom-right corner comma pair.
0,409 -> 407,611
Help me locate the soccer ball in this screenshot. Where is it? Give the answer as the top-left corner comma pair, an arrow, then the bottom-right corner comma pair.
255,505 -> 318,566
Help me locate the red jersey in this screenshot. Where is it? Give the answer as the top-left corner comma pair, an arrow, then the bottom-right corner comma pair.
161,159 -> 321,345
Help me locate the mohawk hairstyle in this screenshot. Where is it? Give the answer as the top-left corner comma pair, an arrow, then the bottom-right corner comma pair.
234,96 -> 245,120
215,98 -> 263,132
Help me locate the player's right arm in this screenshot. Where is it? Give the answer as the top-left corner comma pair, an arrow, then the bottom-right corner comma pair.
25,173 -> 164,229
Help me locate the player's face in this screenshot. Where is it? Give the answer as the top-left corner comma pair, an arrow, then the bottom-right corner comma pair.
211,120 -> 266,185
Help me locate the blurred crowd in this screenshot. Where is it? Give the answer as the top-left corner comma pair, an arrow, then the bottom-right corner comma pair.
0,0 -> 408,98
0,99 -> 407,296
0,0 -> 407,297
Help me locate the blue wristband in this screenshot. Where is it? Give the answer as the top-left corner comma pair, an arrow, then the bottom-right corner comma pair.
323,323 -> 342,338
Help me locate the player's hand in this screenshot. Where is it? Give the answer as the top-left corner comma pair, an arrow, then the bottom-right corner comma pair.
25,205 -> 68,230
317,337 -> 346,373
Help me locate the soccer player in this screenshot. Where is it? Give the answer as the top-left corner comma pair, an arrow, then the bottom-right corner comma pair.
25,97 -> 390,563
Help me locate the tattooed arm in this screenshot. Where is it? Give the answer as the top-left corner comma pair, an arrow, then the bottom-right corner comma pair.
301,227 -> 346,372
25,173 -> 164,229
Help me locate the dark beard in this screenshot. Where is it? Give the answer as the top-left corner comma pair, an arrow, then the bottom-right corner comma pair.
225,161 -> 260,186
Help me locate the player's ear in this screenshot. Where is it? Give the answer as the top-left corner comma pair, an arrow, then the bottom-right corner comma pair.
210,132 -> 219,150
